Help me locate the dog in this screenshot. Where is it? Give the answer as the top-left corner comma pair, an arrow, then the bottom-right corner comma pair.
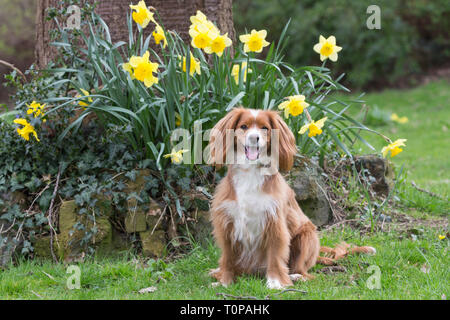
207,108 -> 375,289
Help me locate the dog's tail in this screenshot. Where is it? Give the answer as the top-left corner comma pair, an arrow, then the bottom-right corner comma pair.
316,242 -> 376,266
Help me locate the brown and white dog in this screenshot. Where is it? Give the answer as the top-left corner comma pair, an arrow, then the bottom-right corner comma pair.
207,108 -> 374,289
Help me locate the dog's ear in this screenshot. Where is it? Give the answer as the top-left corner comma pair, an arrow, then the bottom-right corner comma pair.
269,111 -> 297,172
208,108 -> 244,168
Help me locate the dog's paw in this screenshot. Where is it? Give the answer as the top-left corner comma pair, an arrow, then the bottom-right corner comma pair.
266,277 -> 284,290
289,274 -> 307,282
208,268 -> 220,277
366,246 -> 376,254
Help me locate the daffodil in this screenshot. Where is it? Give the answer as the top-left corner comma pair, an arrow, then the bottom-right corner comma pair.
76,89 -> 93,109
179,54 -> 201,76
163,148 -> 188,164
122,62 -> 135,80
278,95 -> 309,118
239,29 -> 270,53
190,10 -> 209,27
231,62 -> 252,84
14,118 -> 39,142
128,51 -> 159,87
381,139 -> 407,158
175,112 -> 182,127
391,113 -> 409,124
26,101 -> 46,119
313,35 -> 342,62
153,25 -> 167,48
130,1 -> 155,28
299,117 -> 328,137
438,234 -> 446,240
190,11 -> 218,33
189,23 -> 215,49
204,32 -> 232,57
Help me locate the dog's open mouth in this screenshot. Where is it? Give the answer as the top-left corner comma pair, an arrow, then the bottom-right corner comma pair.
245,145 -> 260,161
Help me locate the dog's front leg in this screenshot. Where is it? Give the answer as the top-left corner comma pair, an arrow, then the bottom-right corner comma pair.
265,219 -> 293,289
214,236 -> 238,287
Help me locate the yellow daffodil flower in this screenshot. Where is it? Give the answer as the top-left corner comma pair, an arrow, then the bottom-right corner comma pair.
26,101 -> 46,120
299,117 -> 328,137
153,25 -> 167,48
190,11 -> 218,33
239,29 -> 270,53
122,62 -> 135,79
313,35 -> 342,62
163,148 -> 188,164
438,234 -> 446,240
175,112 -> 181,127
204,32 -> 232,57
14,118 -> 40,142
381,139 -> 407,158
278,95 -> 309,118
179,54 -> 201,76
190,10 -> 209,27
130,1 -> 155,28
391,113 -> 409,124
128,51 -> 159,87
77,89 -> 93,109
189,23 -> 215,49
231,62 -> 252,85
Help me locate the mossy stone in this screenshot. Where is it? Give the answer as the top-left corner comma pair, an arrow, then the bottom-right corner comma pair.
140,229 -> 166,258
125,198 -> 148,233
57,200 -> 113,260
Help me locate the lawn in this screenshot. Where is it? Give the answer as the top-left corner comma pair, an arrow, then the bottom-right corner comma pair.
0,80 -> 448,300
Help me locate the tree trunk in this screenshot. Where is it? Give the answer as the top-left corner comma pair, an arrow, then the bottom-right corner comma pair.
35,0 -> 234,68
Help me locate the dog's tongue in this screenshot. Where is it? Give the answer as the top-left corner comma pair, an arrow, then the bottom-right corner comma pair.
246,146 -> 259,161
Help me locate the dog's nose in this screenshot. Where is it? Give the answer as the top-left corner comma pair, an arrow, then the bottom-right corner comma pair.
247,132 -> 260,145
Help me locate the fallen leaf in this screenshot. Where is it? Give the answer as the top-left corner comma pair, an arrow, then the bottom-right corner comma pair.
138,286 -> 157,294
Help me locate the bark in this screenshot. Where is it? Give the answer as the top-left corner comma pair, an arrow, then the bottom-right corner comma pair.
35,0 -> 234,68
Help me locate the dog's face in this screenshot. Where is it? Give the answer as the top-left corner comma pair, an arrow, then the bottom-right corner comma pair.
234,110 -> 271,163
209,108 -> 297,171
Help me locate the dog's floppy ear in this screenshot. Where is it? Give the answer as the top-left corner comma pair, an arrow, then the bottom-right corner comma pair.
208,108 -> 244,168
269,111 -> 297,172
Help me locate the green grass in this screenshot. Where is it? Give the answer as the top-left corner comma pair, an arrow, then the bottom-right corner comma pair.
1,227 -> 448,299
1,80 -> 449,300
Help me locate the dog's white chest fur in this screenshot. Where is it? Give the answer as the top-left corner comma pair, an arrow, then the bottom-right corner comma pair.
223,167 -> 278,257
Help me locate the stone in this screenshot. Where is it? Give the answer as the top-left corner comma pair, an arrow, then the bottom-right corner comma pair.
124,169 -> 154,233
55,200 -> 113,260
286,159 -> 332,226
33,235 -> 54,259
354,155 -> 395,196
146,199 -> 164,231
140,229 -> 166,258
188,210 -> 212,245
125,198 -> 148,233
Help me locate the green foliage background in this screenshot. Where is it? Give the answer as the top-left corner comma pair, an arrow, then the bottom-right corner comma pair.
234,0 -> 450,89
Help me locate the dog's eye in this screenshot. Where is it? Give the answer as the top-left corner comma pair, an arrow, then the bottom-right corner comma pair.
262,126 -> 269,130
240,124 -> 248,130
